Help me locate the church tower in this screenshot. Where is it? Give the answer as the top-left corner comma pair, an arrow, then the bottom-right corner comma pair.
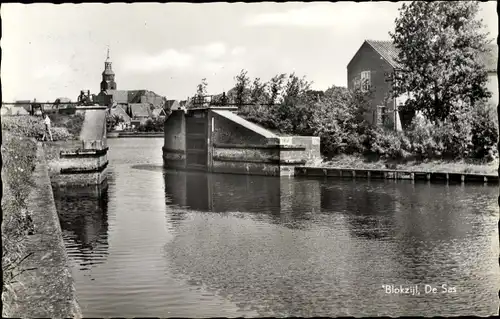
100,48 -> 117,92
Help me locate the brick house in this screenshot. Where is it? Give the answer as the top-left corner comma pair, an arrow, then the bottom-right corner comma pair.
347,40 -> 498,131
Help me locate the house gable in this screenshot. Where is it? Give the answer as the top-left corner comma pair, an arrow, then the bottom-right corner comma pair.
347,40 -> 398,127
110,105 -> 131,123
152,108 -> 167,117
347,40 -> 395,91
129,103 -> 152,118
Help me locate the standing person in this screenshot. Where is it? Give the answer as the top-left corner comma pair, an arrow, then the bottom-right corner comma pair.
41,113 -> 53,141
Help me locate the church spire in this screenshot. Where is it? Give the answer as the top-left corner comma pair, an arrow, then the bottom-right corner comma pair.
101,46 -> 116,92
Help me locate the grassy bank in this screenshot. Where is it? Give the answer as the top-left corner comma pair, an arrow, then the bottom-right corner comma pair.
1,131 -> 38,316
1,115 -> 81,316
310,154 -> 498,176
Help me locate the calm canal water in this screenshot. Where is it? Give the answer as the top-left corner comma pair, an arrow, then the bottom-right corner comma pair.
52,138 -> 499,317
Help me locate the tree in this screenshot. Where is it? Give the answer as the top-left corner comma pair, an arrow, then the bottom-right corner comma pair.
250,77 -> 268,105
106,114 -> 124,131
196,78 -> 208,96
266,73 -> 287,106
274,73 -> 314,134
194,78 -> 208,107
390,1 -> 492,123
283,73 -> 312,105
304,90 -> 325,104
233,69 -> 251,107
309,86 -> 371,156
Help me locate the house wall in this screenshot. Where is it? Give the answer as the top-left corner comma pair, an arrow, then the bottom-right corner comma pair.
486,72 -> 498,109
347,42 -> 396,126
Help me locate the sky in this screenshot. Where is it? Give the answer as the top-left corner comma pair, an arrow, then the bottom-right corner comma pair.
1,1 -> 498,102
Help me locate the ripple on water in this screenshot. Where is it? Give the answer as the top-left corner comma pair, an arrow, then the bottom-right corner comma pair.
164,206 -> 498,317
57,138 -> 499,317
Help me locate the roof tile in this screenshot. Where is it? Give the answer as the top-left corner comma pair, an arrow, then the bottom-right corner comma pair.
366,40 -> 497,72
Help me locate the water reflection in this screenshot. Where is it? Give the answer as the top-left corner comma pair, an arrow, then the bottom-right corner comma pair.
163,170 -> 321,230
162,171 -> 499,317
62,138 -> 498,317
52,182 -> 109,271
320,180 -> 397,240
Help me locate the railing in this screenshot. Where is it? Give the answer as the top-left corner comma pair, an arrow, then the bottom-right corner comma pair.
188,95 -> 278,109
2,102 -> 108,116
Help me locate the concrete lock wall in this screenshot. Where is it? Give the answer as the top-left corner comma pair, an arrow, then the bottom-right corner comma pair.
278,136 -> 321,176
210,109 -> 282,175
48,109 -> 109,186
162,110 -> 187,169
163,107 -> 321,176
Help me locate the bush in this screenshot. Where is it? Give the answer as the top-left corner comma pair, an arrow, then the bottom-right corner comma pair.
1,115 -> 81,141
362,126 -> 412,160
136,117 -> 164,132
50,127 -> 72,141
432,107 -> 474,160
239,86 -> 372,158
107,114 -> 124,131
310,100 -> 354,156
49,113 -> 84,137
1,116 -> 46,139
470,103 -> 498,161
405,114 -> 444,160
309,87 -> 370,157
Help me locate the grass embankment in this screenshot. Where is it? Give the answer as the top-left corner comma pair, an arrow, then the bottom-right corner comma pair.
309,154 -> 498,176
2,131 -> 39,316
1,114 -> 82,316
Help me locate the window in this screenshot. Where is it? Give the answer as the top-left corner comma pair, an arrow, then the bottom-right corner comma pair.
361,71 -> 371,91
